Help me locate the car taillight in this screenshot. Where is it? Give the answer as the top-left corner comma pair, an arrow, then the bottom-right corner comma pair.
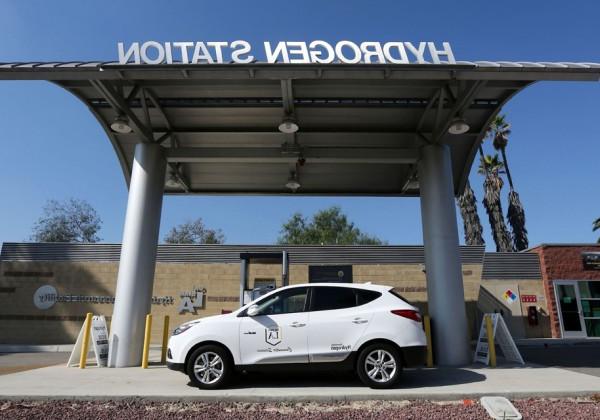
391,309 -> 422,322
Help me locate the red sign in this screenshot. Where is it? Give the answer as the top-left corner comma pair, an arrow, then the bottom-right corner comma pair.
521,295 -> 537,303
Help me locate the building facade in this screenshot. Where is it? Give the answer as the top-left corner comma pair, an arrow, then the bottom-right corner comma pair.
1,242 -> 555,347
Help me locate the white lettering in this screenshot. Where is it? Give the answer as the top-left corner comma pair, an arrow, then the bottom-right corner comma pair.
264,41 -> 289,63
140,41 -> 165,65
383,42 -> 409,64
335,40 -> 361,64
405,42 -> 428,64
118,42 -> 140,64
287,41 -> 310,64
428,41 -> 456,64
207,41 -> 228,63
173,42 -> 194,64
231,40 -> 254,63
164,42 -> 173,64
192,42 -> 213,64
308,40 -> 334,64
360,42 -> 385,64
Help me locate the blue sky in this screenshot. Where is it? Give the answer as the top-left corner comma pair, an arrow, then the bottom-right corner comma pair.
0,0 -> 599,247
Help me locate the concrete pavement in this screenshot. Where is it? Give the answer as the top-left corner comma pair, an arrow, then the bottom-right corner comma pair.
0,361 -> 599,402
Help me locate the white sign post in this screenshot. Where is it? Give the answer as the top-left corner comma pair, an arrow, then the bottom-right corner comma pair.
67,315 -> 109,367
474,313 -> 524,366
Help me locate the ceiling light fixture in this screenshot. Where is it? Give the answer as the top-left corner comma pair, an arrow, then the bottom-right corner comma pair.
165,172 -> 180,188
285,171 -> 301,192
448,117 -> 470,135
110,115 -> 132,134
278,116 -> 299,134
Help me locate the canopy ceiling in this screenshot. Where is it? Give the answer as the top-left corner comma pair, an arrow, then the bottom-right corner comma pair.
1,61 -> 599,196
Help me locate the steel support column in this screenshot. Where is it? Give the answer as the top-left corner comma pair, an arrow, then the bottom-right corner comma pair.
418,144 -> 470,366
239,258 -> 248,308
108,143 -> 166,367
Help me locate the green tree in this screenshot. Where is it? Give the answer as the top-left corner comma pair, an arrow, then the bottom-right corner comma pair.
31,198 -> 102,243
277,206 -> 386,245
456,180 -> 485,246
489,114 -> 529,251
163,218 -> 225,244
478,153 -> 513,252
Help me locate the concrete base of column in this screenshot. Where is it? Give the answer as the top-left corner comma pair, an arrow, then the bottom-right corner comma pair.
418,144 -> 471,366
108,143 -> 166,367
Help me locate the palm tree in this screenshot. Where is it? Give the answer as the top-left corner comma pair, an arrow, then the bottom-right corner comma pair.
488,114 -> 529,251
593,218 -> 600,243
478,153 -> 513,252
457,180 -> 485,246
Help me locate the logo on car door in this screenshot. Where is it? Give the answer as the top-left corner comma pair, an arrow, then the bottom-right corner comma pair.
265,326 -> 282,346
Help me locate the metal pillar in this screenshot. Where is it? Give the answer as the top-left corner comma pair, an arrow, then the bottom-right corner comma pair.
418,143 -> 470,366
239,258 -> 248,307
282,250 -> 289,287
108,143 -> 166,367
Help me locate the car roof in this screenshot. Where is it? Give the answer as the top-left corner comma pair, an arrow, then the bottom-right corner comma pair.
282,282 -> 392,292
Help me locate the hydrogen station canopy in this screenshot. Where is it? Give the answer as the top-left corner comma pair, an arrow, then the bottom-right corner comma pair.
1,53 -> 599,196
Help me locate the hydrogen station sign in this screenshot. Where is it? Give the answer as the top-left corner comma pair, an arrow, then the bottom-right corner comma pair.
118,40 -> 456,65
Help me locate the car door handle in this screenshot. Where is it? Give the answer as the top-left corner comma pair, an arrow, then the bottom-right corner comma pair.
352,318 -> 368,324
290,322 -> 306,328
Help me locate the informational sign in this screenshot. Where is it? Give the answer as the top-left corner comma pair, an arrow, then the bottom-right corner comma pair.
520,295 -> 537,303
178,288 -> 206,313
474,313 -> 524,366
33,285 -> 174,310
90,316 -> 109,367
67,315 -> 108,367
118,41 -> 456,65
582,252 -> 600,270
502,289 -> 518,304
33,285 -> 58,309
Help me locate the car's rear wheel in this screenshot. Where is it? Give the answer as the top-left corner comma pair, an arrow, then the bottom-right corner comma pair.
356,343 -> 402,389
186,344 -> 232,389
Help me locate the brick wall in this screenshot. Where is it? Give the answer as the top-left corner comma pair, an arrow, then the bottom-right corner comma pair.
530,245 -> 600,338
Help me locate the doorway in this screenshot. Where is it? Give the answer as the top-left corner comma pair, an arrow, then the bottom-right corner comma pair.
554,281 -> 586,338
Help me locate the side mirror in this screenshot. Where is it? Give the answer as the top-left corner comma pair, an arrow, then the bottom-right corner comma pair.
247,304 -> 260,317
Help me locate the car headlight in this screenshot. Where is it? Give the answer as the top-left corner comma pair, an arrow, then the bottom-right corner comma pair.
173,320 -> 200,335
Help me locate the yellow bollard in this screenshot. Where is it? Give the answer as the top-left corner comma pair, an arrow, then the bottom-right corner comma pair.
485,314 -> 497,368
79,313 -> 93,369
161,315 -> 170,364
423,315 -> 433,368
142,314 -> 152,369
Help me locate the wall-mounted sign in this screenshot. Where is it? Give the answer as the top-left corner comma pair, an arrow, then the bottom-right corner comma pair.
32,285 -> 174,310
33,285 -> 58,309
521,295 -> 537,303
582,252 -> 600,270
503,289 -> 518,305
178,288 -> 206,313
118,41 -> 455,65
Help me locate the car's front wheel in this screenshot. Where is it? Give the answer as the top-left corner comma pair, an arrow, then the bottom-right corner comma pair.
356,343 -> 402,389
186,344 -> 233,389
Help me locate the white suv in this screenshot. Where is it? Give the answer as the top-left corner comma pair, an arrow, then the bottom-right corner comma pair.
167,283 -> 426,389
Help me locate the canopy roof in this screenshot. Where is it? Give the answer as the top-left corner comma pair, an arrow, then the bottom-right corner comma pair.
1,61 -> 599,196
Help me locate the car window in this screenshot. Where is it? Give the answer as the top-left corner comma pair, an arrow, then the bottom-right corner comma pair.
255,287 -> 308,316
310,286 -> 358,311
356,289 -> 382,305
389,288 -> 411,304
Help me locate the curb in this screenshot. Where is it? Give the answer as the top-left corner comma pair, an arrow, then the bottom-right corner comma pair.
1,391 -> 599,403
0,344 -> 74,353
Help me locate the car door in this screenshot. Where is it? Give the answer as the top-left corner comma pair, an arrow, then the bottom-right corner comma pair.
307,286 -> 379,363
239,287 -> 309,365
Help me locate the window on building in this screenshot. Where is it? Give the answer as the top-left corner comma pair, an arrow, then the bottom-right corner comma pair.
308,265 -> 352,283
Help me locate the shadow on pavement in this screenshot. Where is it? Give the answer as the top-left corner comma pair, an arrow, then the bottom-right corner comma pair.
186,367 -> 486,390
